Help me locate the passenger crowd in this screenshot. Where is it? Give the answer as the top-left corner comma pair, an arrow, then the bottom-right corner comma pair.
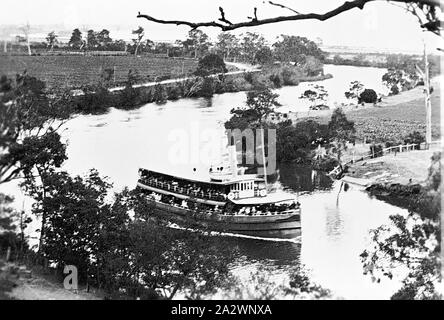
139,171 -> 227,202
146,191 -> 300,217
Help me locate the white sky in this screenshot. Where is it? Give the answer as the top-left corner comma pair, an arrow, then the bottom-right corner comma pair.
0,0 -> 442,52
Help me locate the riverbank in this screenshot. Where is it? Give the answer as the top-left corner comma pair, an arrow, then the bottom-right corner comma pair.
343,145 -> 440,186
72,65 -> 333,115
287,77 -> 441,143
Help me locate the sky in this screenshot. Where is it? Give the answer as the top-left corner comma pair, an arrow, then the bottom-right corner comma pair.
0,0 -> 442,52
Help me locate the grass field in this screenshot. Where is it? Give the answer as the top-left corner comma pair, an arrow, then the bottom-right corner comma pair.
314,84 -> 441,143
349,88 -> 441,143
0,55 -> 198,90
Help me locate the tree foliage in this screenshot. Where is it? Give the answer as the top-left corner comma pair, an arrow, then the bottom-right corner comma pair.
273,35 -> 324,65
68,28 -> 83,49
195,53 -> 227,76
300,84 -> 329,110
358,89 -> 378,104
361,153 -> 441,300
327,108 -> 356,163
0,73 -> 71,185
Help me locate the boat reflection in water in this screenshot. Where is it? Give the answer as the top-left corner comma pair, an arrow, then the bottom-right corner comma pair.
136,147 -> 301,238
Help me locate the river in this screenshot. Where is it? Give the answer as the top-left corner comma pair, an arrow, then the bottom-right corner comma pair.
1,64 -> 408,299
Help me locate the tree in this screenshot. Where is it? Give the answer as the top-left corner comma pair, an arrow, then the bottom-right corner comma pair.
45,31 -> 58,52
215,32 -> 239,61
97,29 -> 113,49
0,73 -> 71,185
254,46 -> 274,65
299,84 -> 329,110
273,35 -> 324,65
186,29 -> 210,58
19,22 -> 32,56
137,1 -> 443,39
224,89 -> 279,134
344,80 -> 364,100
361,152 -> 441,299
195,53 -> 227,76
358,88 -> 378,104
275,120 -> 329,163
23,169 -> 112,284
69,28 -> 83,49
240,32 -> 267,64
327,108 -> 356,164
87,30 -> 98,50
132,26 -> 145,56
382,69 -> 418,95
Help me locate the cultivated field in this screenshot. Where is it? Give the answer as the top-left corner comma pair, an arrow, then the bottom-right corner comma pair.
349,88 -> 441,143
312,85 -> 441,143
0,55 -> 198,90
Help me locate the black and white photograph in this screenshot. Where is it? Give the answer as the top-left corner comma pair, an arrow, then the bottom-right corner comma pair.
0,0 -> 442,307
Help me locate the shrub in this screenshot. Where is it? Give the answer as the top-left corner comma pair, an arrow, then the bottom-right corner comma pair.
358,89 -> 378,104
195,53 -> 227,76
244,72 -> 254,84
404,131 -> 425,149
269,73 -> 282,88
197,77 -> 215,98
152,84 -> 167,104
224,77 -> 253,92
369,144 -> 384,158
166,84 -> 181,100
281,67 -> 301,86
312,156 -> 339,172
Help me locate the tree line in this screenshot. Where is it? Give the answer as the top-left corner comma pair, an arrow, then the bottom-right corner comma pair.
28,27 -> 325,65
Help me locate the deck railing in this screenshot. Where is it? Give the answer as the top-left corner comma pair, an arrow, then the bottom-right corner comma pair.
142,178 -> 226,202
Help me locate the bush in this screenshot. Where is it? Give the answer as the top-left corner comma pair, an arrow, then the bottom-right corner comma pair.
244,72 -> 254,84
369,144 -> 384,158
269,73 -> 282,88
166,84 -> 181,100
152,84 -> 167,104
195,54 -> 227,76
197,77 -> 215,98
281,66 -> 301,86
358,89 -> 378,104
404,131 -> 425,149
312,156 -> 339,172
224,76 -> 253,92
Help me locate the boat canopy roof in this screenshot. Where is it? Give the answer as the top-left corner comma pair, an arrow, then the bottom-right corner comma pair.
140,168 -> 264,186
230,192 -> 296,205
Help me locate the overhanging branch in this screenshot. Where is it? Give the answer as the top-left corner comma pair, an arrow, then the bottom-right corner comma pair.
137,0 -> 443,32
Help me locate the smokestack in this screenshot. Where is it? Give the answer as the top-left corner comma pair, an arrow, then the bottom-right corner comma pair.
228,145 -> 238,178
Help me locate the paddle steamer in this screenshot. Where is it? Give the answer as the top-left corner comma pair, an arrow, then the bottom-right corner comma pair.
136,147 -> 301,237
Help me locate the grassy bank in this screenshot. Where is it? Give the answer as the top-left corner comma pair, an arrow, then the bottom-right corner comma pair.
72,65 -> 333,114
345,146 -> 440,185
306,83 -> 441,144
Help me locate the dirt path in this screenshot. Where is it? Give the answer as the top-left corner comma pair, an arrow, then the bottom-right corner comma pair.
343,144 -> 441,186
0,261 -> 100,300
108,62 -> 260,93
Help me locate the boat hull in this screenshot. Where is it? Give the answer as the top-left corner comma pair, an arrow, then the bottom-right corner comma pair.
149,200 -> 301,239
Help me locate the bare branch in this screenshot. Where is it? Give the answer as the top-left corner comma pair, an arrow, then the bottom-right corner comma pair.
219,7 -> 233,25
268,1 -> 301,14
137,0 -> 443,32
